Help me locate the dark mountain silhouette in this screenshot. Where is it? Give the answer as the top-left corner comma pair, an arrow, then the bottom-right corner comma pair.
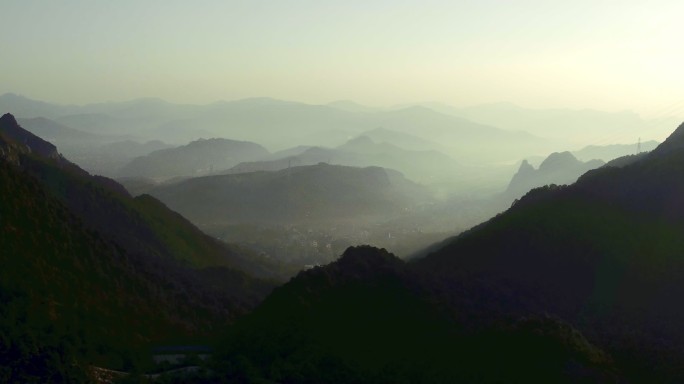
415,121 -> 684,380
0,113 -> 63,160
118,137 -> 270,179
1,116 -> 270,275
212,246 -> 618,383
506,151 -> 604,198
0,113 -> 275,378
149,163 -> 432,225
603,152 -> 650,168
651,121 -> 684,155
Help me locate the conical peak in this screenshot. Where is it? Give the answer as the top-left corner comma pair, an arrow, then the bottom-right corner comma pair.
0,113 -> 19,127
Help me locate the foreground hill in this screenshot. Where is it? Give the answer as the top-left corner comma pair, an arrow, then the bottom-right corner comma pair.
0,113 -> 274,379
149,163 -> 432,225
417,121 -> 684,380
211,246 -> 618,383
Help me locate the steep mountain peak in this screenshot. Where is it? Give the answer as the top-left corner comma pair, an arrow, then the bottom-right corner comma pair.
518,159 -> 535,173
1,112 -> 18,125
506,159 -> 538,195
0,113 -> 59,160
538,151 -> 580,172
653,121 -> 684,155
506,151 -> 603,198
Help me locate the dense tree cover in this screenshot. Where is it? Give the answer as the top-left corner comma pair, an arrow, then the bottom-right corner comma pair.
208,124 -> 684,383
0,114 -> 275,378
210,246 -> 618,383
415,127 -> 684,381
0,285 -> 89,383
4,110 -> 684,382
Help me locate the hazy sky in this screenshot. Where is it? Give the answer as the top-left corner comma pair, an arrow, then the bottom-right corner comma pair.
2,0 -> 683,116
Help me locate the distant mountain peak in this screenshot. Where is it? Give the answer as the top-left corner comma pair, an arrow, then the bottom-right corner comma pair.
506,151 -> 603,198
515,159 -> 536,175
538,151 -> 580,171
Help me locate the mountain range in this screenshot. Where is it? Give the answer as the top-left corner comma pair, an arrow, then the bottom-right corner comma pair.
227,135 -> 463,186
427,101 -> 677,145
5,96 -> 684,382
0,93 -> 551,163
208,120 -> 684,382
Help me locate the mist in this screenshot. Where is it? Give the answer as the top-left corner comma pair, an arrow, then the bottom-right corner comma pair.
4,92 -> 670,268
4,1 -> 684,382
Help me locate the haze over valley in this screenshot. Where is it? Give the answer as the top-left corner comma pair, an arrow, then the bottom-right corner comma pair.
6,92 -> 671,270
3,1 -> 684,382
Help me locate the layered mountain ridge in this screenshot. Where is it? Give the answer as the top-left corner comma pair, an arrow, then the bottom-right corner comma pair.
0,113 -> 275,379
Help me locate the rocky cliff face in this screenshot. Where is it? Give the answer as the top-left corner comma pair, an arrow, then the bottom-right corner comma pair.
0,113 -> 60,159
505,152 -> 605,198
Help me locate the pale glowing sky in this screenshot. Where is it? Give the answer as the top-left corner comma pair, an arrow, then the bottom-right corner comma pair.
2,0 -> 684,116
